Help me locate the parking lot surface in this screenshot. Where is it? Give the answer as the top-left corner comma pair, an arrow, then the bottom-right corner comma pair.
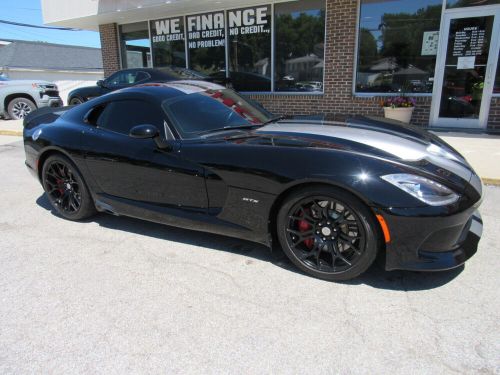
1,139 -> 499,374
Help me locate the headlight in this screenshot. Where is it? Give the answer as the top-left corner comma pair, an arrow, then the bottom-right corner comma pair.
381,173 -> 459,206
32,83 -> 57,91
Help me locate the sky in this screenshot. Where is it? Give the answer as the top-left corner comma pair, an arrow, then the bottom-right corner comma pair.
0,0 -> 101,48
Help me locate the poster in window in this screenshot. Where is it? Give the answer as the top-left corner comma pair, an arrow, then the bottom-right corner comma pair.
186,11 -> 226,75
421,31 -> 439,56
150,17 -> 186,67
226,6 -> 272,91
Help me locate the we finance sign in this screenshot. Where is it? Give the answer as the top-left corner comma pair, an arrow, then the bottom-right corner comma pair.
152,16 -> 184,43
228,6 -> 270,36
151,6 -> 270,49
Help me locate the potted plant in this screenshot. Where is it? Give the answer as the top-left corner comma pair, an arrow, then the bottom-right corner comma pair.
381,96 -> 416,124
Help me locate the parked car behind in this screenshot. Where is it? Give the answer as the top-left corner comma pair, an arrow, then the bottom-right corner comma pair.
0,76 -> 62,120
67,67 -> 209,105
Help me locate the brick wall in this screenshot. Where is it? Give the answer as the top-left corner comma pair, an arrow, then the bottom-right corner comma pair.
488,97 -> 500,131
99,23 -> 120,78
97,1 -> 499,130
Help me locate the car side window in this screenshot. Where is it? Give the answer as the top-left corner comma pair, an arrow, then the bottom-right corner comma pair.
106,71 -> 149,87
95,100 -> 166,136
134,71 -> 150,83
105,72 -> 125,86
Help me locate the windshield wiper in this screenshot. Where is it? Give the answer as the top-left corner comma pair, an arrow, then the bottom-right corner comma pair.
262,115 -> 286,125
197,124 -> 263,135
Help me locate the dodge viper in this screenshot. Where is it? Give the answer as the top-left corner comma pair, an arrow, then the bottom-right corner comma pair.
23,80 -> 483,281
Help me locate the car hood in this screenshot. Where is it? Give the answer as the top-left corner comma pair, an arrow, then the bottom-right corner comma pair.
68,85 -> 101,98
1,79 -> 55,86
253,116 -> 480,192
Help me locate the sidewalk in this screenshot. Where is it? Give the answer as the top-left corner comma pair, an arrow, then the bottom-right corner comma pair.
1,119 -> 499,184
433,132 -> 500,185
0,119 -> 23,136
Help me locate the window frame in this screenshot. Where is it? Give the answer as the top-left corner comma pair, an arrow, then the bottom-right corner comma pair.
116,1 -> 327,95
352,0 -> 445,97
118,22 -> 152,69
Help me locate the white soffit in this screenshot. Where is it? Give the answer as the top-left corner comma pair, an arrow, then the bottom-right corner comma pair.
42,0 -> 297,31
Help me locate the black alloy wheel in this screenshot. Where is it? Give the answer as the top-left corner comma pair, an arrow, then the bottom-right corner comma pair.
277,186 -> 379,281
42,155 -> 96,220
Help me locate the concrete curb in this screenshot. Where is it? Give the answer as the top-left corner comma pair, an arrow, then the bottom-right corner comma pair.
0,130 -> 22,137
482,178 -> 500,187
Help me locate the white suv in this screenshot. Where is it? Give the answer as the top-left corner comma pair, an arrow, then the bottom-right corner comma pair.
0,76 -> 63,120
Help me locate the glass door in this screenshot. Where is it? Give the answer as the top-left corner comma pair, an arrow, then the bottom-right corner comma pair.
430,7 -> 500,128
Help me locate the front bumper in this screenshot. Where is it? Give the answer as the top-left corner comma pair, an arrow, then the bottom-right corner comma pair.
381,206 -> 482,271
39,95 -> 63,108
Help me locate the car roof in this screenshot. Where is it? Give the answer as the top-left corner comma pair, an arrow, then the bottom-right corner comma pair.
124,80 -> 227,99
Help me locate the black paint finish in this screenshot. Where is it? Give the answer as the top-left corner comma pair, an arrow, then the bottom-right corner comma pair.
23,82 -> 483,272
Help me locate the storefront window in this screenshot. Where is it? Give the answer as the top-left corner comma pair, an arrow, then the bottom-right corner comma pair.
356,0 -> 442,94
186,11 -> 226,75
447,0 -> 500,8
225,5 -> 272,92
274,0 -> 326,92
119,22 -> 151,68
150,16 -> 186,68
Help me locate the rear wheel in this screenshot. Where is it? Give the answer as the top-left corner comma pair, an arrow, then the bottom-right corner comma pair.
277,186 -> 379,281
42,154 -> 96,220
7,97 -> 36,119
69,97 -> 84,105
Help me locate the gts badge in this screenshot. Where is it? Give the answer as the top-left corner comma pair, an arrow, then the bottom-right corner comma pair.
242,197 -> 259,204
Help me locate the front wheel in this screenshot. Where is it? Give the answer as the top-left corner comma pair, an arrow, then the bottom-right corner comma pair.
277,186 -> 380,281
7,97 -> 36,119
42,154 -> 96,220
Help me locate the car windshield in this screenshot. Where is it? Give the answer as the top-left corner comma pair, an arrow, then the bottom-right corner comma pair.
162,88 -> 273,139
0,76 -> 9,81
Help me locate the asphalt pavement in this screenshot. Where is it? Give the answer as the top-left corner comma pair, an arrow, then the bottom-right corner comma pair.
1,139 -> 499,374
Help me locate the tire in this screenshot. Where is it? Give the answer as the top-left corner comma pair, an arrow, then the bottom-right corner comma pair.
69,97 -> 84,105
277,185 -> 380,281
7,97 -> 36,120
42,154 -> 96,221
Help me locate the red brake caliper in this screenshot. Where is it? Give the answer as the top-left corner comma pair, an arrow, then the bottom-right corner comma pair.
56,179 -> 64,194
298,213 -> 314,249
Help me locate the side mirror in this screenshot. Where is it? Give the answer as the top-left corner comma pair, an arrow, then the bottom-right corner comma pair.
129,124 -> 159,139
97,79 -> 105,87
129,124 -> 171,150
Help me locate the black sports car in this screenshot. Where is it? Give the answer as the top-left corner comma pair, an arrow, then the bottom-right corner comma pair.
23,80 -> 483,281
67,67 -> 209,105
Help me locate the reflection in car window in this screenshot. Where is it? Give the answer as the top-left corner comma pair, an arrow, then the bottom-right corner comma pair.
96,100 -> 165,136
163,89 -> 272,138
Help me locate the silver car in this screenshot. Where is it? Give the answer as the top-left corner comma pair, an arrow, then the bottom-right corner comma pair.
0,76 -> 63,120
